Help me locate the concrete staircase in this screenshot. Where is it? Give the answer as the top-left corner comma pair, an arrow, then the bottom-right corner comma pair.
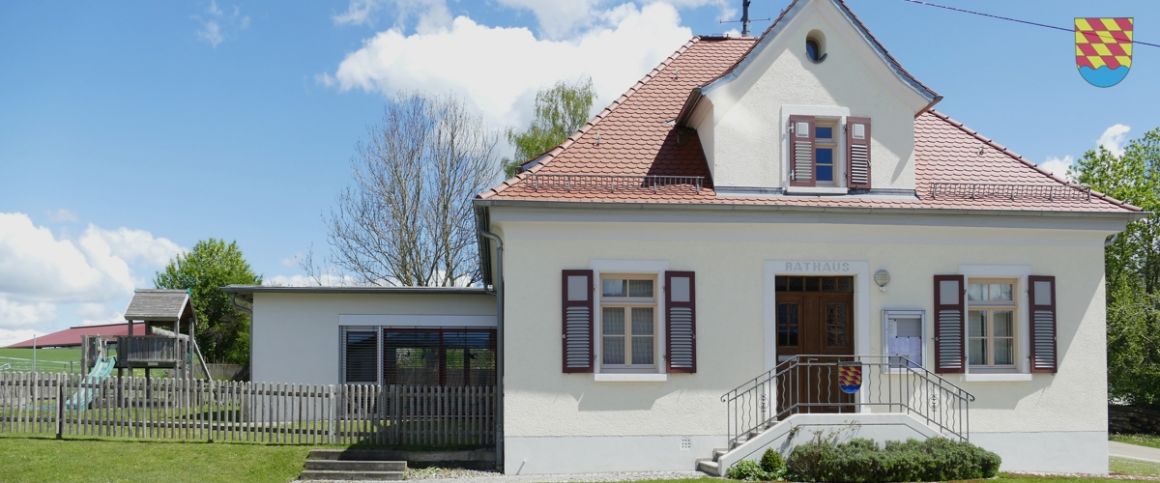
695,413 -> 946,477
695,447 -> 730,477
299,449 -> 407,481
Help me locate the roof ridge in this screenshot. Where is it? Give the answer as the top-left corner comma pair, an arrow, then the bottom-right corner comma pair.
925,110 -> 1142,212
480,36 -> 705,199
695,0 -> 938,104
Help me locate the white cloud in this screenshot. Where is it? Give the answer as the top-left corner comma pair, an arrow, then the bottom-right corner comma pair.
195,1 -> 250,48
0,213 -> 184,342
333,0 -> 451,33
265,274 -> 362,287
280,252 -> 305,269
329,2 -> 692,129
0,299 -> 56,329
82,226 -> 185,268
496,0 -> 605,39
76,303 -> 125,326
0,329 -> 39,348
1098,123 -> 1131,157
47,208 -> 78,223
1038,155 -> 1074,181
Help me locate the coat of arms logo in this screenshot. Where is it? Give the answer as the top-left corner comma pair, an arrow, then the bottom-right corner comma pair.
1076,17 -> 1133,87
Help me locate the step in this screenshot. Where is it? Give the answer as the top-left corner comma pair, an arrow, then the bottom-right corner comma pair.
307,449 -> 405,461
298,469 -> 404,481
304,460 -> 406,472
712,448 -> 728,461
696,458 -> 721,477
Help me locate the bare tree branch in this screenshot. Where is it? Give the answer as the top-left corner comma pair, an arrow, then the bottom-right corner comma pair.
327,95 -> 498,287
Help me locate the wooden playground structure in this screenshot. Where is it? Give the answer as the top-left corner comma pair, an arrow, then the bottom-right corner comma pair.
80,289 -> 211,383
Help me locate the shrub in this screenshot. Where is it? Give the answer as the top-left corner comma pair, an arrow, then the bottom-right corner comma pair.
726,459 -> 768,481
759,448 -> 787,478
786,437 -> 1001,482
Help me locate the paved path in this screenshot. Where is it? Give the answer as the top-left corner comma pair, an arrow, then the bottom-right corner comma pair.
1110,441 -> 1160,463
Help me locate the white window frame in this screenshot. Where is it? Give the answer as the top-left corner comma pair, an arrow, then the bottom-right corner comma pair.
780,104 -> 850,194
599,274 -> 659,371
958,264 -> 1033,381
882,308 -> 925,373
966,278 -> 1018,372
591,259 -> 669,382
813,119 -> 840,187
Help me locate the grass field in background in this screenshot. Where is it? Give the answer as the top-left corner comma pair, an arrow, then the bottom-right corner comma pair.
0,348 -> 83,373
1111,433 -> 1160,450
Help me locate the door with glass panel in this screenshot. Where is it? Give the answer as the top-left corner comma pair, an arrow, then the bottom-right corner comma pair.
775,276 -> 855,415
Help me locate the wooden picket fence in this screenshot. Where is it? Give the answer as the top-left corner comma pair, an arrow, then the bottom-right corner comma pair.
0,372 -> 495,448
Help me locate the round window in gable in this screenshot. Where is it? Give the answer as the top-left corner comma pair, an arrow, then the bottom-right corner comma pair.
806,30 -> 827,63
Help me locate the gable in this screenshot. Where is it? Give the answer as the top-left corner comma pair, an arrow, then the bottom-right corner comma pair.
687,0 -> 934,192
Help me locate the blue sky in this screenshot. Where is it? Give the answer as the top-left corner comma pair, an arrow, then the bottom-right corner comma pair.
1,0 -> 1157,345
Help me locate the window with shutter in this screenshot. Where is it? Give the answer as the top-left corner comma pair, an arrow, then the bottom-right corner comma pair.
934,275 -> 966,374
846,117 -> 871,189
665,271 -> 696,373
562,270 -> 595,373
1028,275 -> 1058,373
788,115 -> 816,187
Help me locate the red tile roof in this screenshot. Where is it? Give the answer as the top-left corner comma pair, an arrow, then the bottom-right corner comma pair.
479,36 -> 1139,215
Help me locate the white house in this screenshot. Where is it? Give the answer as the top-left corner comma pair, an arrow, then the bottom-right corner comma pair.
230,0 -> 1142,476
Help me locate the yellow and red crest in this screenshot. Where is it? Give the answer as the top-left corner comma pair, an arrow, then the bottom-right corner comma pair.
1075,17 -> 1133,87
838,364 -> 861,394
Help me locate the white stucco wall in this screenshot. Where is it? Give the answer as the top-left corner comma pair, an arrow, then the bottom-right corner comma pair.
493,208 -> 1117,474
250,292 -> 496,385
692,0 -> 927,191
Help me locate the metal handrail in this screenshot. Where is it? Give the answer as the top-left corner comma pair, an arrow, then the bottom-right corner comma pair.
720,354 -> 976,449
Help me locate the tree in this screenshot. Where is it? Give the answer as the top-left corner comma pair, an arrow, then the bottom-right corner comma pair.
504,77 -> 596,177
154,238 -> 262,364
327,95 -> 499,287
1072,128 -> 1160,405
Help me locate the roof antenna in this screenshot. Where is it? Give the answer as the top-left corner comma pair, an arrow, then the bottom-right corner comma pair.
720,0 -> 769,37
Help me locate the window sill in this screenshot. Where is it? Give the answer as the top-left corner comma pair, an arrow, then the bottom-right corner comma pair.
594,373 -> 668,383
963,373 -> 1033,382
785,186 -> 848,196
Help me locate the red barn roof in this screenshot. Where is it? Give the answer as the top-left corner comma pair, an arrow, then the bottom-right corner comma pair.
6,323 -> 145,349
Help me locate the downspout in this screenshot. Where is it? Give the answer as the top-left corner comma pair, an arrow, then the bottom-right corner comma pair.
477,226 -> 505,472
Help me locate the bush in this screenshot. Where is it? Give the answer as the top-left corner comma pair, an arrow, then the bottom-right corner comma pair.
786,437 -> 1001,482
726,449 -> 787,482
726,460 -> 768,481
760,448 -> 786,478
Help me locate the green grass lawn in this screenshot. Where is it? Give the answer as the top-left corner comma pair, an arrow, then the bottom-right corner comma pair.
0,435 -> 311,482
1111,433 -> 1160,450
0,347 -> 84,373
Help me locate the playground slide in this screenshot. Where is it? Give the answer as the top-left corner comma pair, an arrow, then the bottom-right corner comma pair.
65,356 -> 115,410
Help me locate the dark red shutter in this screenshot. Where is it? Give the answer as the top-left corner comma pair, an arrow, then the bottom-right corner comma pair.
665,271 -> 696,373
1029,275 -> 1058,373
934,275 -> 965,373
788,115 -> 816,187
562,270 -> 594,373
846,117 -> 871,189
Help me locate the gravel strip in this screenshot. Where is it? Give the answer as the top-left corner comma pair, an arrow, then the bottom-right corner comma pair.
405,467 -> 708,482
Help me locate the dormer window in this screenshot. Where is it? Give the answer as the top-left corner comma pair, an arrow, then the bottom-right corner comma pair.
814,121 -> 837,185
788,115 -> 873,192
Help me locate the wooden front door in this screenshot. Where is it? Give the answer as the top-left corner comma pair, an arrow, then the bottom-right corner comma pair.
774,276 -> 855,415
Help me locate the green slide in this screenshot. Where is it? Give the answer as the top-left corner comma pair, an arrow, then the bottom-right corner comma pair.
65,356 -> 115,411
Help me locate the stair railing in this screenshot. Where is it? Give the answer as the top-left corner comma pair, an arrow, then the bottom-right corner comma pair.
720,354 -> 975,449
